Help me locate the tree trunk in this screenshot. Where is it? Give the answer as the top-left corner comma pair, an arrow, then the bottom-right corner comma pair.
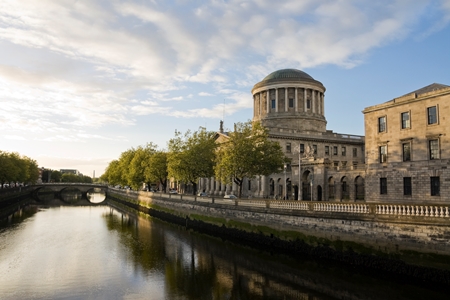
234,177 -> 242,198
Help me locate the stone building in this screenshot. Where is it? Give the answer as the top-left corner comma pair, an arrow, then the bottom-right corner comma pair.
363,83 -> 450,203
200,69 -> 366,201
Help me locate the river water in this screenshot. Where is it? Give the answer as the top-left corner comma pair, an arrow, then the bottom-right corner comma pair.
0,197 -> 448,300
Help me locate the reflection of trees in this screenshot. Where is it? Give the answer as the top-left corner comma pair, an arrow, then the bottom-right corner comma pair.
103,211 -> 167,275
164,246 -> 218,299
0,204 -> 39,229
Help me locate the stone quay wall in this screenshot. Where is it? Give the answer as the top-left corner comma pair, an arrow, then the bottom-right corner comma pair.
107,188 -> 450,257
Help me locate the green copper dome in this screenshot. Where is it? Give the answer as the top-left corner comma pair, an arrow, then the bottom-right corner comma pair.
262,69 -> 314,81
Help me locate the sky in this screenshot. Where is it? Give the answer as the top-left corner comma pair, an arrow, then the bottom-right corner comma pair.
1,0 -> 450,178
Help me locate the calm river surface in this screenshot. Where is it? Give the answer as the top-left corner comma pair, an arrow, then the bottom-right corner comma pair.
0,197 -> 448,300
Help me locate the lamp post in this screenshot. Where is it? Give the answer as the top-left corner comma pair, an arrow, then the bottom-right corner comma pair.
283,163 -> 287,200
296,143 -> 302,201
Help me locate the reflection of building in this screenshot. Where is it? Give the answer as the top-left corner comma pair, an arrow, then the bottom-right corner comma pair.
363,83 -> 450,203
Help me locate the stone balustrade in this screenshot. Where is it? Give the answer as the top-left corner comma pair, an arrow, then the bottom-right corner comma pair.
314,203 -> 370,214
270,201 -> 308,210
115,189 -> 450,219
376,204 -> 450,217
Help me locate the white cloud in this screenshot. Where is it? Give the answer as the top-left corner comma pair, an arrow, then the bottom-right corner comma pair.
199,92 -> 214,96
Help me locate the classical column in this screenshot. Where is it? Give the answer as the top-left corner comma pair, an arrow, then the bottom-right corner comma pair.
266,90 -> 270,113
259,94 -> 261,116
210,177 -> 215,195
318,92 -> 322,115
322,93 -> 325,115
312,90 -> 315,113
295,88 -> 298,112
260,175 -> 267,198
220,182 -> 226,196
285,87 -> 288,112
304,88 -> 307,111
275,88 -> 278,112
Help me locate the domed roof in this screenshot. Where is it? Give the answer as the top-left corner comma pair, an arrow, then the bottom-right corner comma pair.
262,69 -> 314,81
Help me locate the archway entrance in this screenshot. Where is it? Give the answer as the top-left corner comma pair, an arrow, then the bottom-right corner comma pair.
355,176 -> 365,201
302,170 -> 311,200
317,185 -> 322,201
328,177 -> 335,201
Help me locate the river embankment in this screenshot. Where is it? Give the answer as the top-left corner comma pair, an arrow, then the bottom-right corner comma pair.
107,188 -> 450,288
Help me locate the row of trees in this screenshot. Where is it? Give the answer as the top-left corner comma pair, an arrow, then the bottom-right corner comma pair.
0,151 -> 39,186
41,169 -> 93,183
101,121 -> 286,197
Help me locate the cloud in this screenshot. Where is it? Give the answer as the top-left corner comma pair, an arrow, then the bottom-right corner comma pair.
199,92 -> 214,96
0,0 -> 448,136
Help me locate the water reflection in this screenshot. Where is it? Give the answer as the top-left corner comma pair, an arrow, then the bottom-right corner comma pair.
60,187 -> 83,204
87,188 -> 106,203
0,199 -> 447,300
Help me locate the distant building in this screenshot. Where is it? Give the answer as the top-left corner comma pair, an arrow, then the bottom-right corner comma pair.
60,169 -> 81,176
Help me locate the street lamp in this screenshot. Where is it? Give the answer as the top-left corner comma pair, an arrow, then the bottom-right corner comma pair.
295,143 -> 302,201
283,163 -> 287,200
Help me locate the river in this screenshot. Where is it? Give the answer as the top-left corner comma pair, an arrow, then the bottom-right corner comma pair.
0,196 -> 448,300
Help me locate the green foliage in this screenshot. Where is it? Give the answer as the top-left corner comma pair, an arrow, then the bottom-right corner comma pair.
60,173 -> 93,183
0,151 -> 39,184
102,143 -> 166,190
145,151 -> 168,191
167,128 -> 216,194
214,121 -> 286,197
51,170 -> 62,182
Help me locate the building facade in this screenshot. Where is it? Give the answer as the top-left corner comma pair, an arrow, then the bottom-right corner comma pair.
200,69 -> 366,201
363,83 -> 450,203
198,69 -> 449,203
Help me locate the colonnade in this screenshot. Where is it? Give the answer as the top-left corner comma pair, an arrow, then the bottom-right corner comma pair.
253,87 -> 325,118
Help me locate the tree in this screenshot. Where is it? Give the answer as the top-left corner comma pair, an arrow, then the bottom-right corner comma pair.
128,143 -> 157,190
51,170 -> 62,182
167,128 -> 216,195
144,151 -> 168,191
102,160 -> 122,185
0,151 -> 39,185
24,157 -> 39,183
215,121 -> 286,198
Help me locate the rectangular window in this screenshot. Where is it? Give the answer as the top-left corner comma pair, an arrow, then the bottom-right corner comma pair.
429,139 -> 439,160
286,142 -> 291,153
333,146 -> 338,155
342,147 -> 346,156
431,177 -> 440,196
380,178 -> 387,194
401,112 -> 410,129
271,99 -> 276,109
379,145 -> 387,163
289,98 -> 294,108
300,144 -> 304,154
307,99 -> 311,109
427,106 -> 437,125
325,146 -> 329,155
378,116 -> 386,132
402,143 -> 411,161
403,177 -> 412,196
248,180 -> 251,191
313,145 -> 317,154
353,148 -> 357,157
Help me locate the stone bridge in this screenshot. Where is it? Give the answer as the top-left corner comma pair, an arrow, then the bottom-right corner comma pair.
31,183 -> 108,193
31,183 -> 108,202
